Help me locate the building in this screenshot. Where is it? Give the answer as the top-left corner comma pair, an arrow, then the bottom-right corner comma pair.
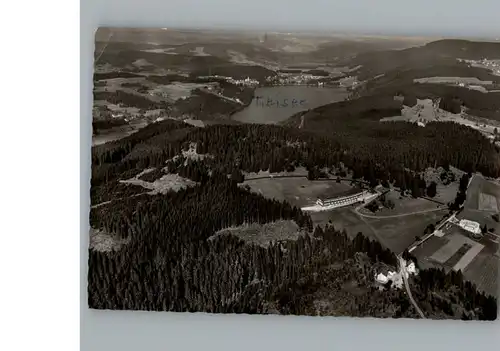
316,190 -> 370,208
459,219 -> 481,236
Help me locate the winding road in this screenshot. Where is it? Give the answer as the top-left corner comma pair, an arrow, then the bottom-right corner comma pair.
398,256 -> 426,319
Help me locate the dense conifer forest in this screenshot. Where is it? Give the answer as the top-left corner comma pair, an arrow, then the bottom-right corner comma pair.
88,172 -> 496,319
91,117 -> 500,202
89,117 -> 498,319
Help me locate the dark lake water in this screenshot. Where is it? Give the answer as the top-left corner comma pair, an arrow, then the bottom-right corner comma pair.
231,86 -> 348,124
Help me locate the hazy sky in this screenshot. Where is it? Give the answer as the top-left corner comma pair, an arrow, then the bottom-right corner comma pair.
92,0 -> 500,39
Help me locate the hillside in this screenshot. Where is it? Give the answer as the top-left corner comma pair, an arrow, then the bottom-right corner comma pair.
340,39 -> 500,81
88,119 -> 497,319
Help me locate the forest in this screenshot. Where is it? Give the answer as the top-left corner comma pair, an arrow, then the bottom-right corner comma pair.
340,39 -> 500,81
93,90 -> 168,110
88,170 -> 496,319
88,116 -> 498,319
90,117 -> 500,205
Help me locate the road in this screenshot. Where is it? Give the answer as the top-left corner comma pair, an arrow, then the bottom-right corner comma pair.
199,88 -> 244,105
398,255 -> 426,319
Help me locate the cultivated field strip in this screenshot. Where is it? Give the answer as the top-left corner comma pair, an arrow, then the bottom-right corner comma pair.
443,244 -> 471,271
430,234 -> 475,264
452,243 -> 484,272
478,193 -> 499,212
463,255 -> 499,297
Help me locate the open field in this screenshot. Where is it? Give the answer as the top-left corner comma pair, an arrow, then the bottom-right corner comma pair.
309,207 -> 379,241
380,98 -> 500,135
243,166 -> 308,180
422,167 -> 463,203
242,177 -> 356,208
412,236 -> 449,269
429,233 -> 476,264
453,243 -> 484,272
309,203 -> 447,253
120,172 -> 198,194
362,210 -> 449,254
359,191 -> 446,217
479,193 -> 499,212
463,252 -> 499,297
243,175 -> 452,253
414,76 -> 494,86
412,221 -> 499,297
465,175 -> 500,211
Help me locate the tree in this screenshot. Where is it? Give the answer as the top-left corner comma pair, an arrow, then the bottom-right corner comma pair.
307,168 -> 318,180
492,213 -> 499,223
424,224 -> 435,235
231,168 -> 245,183
481,224 -> 488,234
411,180 -> 421,198
459,174 -> 470,193
427,181 -> 437,198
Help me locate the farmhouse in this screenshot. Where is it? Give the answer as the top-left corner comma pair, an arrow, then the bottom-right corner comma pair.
459,219 -> 482,236
316,190 -> 371,208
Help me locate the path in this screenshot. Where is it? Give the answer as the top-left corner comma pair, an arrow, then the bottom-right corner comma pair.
91,192 -> 148,209
398,256 -> 426,319
355,206 -> 448,220
94,32 -> 113,64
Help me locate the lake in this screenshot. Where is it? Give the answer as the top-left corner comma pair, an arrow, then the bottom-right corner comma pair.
231,86 -> 348,124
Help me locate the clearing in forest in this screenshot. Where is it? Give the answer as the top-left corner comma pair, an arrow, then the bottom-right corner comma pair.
210,220 -> 308,248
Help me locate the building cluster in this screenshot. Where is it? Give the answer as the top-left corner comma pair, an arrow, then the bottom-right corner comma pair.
227,77 -> 260,87
266,74 -> 329,86
479,58 -> 500,75
375,260 -> 417,289
458,219 -> 482,238
316,190 -> 371,208
338,76 -> 359,88
198,75 -> 260,87
460,58 -> 500,76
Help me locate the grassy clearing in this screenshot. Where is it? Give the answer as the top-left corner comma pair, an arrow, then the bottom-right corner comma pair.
89,228 -> 130,252
364,210 -> 449,254
210,220 -> 307,248
242,177 -> 355,208
414,77 -> 494,85
120,173 -> 197,194
243,166 -> 308,180
311,208 -> 378,240
360,191 -> 445,217
465,176 -> 500,212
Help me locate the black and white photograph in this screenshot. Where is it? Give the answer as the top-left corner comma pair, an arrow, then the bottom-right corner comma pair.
88,27 -> 499,320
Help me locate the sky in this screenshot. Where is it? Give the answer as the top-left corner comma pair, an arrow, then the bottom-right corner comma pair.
92,0 -> 500,40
